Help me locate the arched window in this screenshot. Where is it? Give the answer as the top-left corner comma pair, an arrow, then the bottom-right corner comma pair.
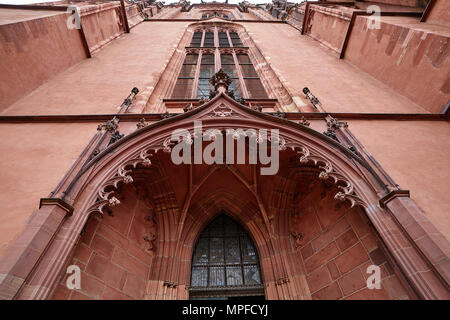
190,214 -> 264,299
171,28 -> 268,100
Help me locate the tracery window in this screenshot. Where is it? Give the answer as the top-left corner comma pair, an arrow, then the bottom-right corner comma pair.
171,28 -> 268,100
190,214 -> 264,298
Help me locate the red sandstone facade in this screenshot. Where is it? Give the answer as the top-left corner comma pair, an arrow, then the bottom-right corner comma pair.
0,0 -> 448,300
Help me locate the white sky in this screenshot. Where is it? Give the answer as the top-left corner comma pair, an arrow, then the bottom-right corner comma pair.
0,0 -> 311,5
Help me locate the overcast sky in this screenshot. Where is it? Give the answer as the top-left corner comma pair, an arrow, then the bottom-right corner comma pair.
0,0 -> 311,5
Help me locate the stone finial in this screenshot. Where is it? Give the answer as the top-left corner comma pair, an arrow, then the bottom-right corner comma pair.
210,68 -> 232,93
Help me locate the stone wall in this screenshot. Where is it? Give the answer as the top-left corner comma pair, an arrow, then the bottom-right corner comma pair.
80,2 -> 125,53
296,181 -> 412,299
51,185 -> 153,300
0,12 -> 88,112
305,5 -> 352,54
345,15 -> 450,113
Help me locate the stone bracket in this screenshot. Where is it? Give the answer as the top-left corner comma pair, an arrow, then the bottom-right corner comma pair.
379,190 -> 410,208
39,198 -> 74,216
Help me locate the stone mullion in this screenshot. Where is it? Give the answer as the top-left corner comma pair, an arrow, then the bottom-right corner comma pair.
214,27 -> 220,73
232,49 -> 249,99
191,51 -> 202,99
227,30 -> 249,98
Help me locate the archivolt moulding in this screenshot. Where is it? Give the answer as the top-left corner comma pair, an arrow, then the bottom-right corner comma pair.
85,127 -> 368,219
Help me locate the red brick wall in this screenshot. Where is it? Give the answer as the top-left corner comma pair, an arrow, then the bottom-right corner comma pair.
50,177 -> 413,300
294,181 -> 412,300
51,186 -> 154,300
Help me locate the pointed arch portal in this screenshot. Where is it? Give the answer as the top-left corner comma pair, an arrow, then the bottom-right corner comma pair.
0,93 -> 448,300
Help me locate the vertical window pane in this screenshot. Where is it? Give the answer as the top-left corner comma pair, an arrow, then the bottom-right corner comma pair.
244,265 -> 261,285
229,32 -> 243,47
236,54 -> 251,64
172,54 -> 197,99
209,237 -> 224,264
241,235 -> 257,263
220,54 -> 234,65
228,79 -> 242,99
203,32 -> 214,47
244,79 -> 268,99
240,64 -> 258,78
226,266 -> 243,286
197,78 -> 211,99
191,267 -> 208,287
172,78 -> 193,99
190,32 -> 202,46
184,54 -> 199,64
225,237 -> 241,264
218,32 -> 229,47
209,267 -> 225,286
192,238 -> 209,265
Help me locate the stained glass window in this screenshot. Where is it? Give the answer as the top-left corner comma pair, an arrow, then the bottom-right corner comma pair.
172,31 -> 268,100
190,214 -> 263,289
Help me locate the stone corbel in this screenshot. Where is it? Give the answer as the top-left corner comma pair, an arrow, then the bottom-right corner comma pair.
163,281 -> 178,288
275,277 -> 289,286
379,189 -> 410,208
39,198 -> 74,217
291,230 -> 303,248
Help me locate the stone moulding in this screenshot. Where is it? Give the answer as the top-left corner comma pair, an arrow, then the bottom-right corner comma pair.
283,141 -> 369,209
86,148 -> 154,217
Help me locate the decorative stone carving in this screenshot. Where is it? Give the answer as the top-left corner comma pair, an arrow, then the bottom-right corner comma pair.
136,118 -> 149,129
209,103 -> 235,117
161,111 -> 175,119
290,143 -> 368,209
323,128 -> 339,142
302,87 -> 320,109
271,111 -> 286,118
290,230 -> 303,248
184,103 -> 195,113
275,277 -> 290,285
299,116 -> 310,127
250,103 -> 262,112
97,117 -> 118,133
86,147 -> 154,216
109,130 -> 125,145
163,281 -> 178,288
210,68 -> 232,91
328,117 -> 348,129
